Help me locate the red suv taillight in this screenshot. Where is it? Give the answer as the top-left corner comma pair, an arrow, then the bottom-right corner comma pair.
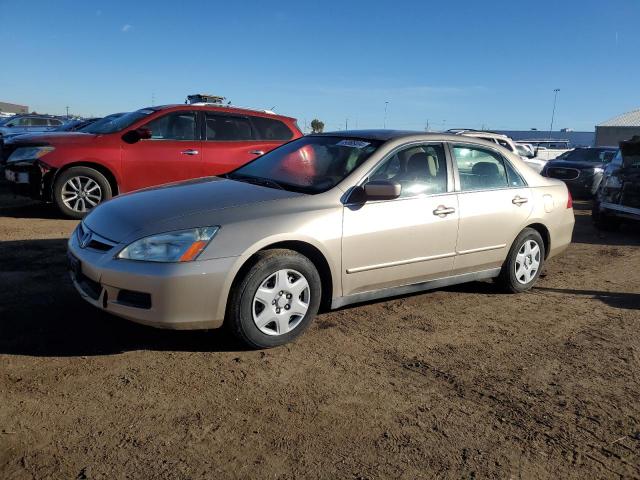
566,190 -> 573,209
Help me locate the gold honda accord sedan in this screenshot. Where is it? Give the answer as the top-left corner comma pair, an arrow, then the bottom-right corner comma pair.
68,131 -> 575,348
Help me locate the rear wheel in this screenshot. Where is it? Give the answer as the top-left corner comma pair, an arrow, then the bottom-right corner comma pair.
53,166 -> 112,219
496,228 -> 545,293
226,249 -> 321,349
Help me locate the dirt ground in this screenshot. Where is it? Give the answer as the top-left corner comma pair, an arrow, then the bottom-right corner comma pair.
0,178 -> 638,480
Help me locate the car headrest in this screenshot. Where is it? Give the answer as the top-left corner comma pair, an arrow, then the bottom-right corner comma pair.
472,162 -> 500,177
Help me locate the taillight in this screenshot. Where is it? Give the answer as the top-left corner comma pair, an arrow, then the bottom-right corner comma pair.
566,190 -> 573,209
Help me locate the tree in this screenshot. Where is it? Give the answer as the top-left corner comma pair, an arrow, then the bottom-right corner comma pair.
310,119 -> 324,133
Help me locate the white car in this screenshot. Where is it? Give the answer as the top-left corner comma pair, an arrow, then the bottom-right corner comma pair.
448,130 -> 545,172
517,140 -> 573,162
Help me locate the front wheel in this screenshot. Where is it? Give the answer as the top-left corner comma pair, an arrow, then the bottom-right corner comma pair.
226,249 -> 322,348
496,228 -> 545,293
53,166 -> 113,219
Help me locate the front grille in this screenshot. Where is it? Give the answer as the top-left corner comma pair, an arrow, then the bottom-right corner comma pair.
87,239 -> 114,251
77,223 -> 117,252
117,290 -> 152,309
547,167 -> 580,180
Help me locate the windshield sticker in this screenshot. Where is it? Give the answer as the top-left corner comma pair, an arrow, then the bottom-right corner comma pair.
336,139 -> 370,149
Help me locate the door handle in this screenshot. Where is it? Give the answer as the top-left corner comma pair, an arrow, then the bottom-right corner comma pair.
433,205 -> 456,217
249,150 -> 265,155
512,195 -> 528,206
180,149 -> 199,155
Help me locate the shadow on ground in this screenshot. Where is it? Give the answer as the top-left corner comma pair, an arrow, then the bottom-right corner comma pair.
0,238 -> 248,357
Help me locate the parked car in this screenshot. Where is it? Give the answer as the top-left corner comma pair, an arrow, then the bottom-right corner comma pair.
592,136 -> 640,229
541,147 -> 618,197
0,114 -> 66,138
447,129 -> 545,172
518,139 -> 572,161
68,130 -> 574,348
4,105 -> 302,218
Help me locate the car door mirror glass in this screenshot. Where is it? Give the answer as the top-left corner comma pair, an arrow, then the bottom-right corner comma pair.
363,180 -> 401,200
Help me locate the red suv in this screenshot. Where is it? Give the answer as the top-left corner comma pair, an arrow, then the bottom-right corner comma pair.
3,104 -> 302,218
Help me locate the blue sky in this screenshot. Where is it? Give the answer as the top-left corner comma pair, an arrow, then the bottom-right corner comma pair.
1,0 -> 639,132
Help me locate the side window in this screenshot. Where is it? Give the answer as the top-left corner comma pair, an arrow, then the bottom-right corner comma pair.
48,119 -> 63,126
32,118 -> 49,126
18,117 -> 33,126
452,145 -> 510,191
205,113 -> 253,141
144,111 -> 196,140
251,116 -> 293,141
369,143 -> 448,197
503,159 -> 526,187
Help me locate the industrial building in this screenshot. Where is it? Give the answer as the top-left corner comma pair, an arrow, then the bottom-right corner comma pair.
595,108 -> 640,146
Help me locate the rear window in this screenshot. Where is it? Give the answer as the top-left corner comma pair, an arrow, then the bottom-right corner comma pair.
251,116 -> 293,141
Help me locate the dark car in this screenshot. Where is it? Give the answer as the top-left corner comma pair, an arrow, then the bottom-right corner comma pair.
541,147 -> 618,197
592,136 -> 640,229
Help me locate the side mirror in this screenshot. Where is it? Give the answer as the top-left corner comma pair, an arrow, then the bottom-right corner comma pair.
363,180 -> 401,200
122,127 -> 152,144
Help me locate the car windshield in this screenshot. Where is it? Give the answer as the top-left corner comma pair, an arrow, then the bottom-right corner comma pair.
557,149 -> 616,163
227,136 -> 382,194
81,110 -> 151,134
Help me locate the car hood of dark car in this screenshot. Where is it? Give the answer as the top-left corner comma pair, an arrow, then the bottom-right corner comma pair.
83,177 -> 304,243
546,159 -> 605,169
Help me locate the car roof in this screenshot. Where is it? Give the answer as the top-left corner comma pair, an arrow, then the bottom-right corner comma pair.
313,129 -> 498,143
315,130 -> 434,141
150,104 -> 296,121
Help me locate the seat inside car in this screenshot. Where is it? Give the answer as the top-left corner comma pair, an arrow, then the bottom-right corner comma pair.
471,161 -> 503,189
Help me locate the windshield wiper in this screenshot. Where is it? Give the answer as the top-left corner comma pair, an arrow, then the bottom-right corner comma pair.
223,173 -> 285,190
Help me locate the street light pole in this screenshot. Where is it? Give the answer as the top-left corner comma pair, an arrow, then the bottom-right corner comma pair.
548,88 -> 560,139
383,101 -> 389,128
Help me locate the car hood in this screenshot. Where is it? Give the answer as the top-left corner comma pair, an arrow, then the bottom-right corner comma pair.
83,177 -> 304,242
7,132 -> 97,146
546,159 -> 604,169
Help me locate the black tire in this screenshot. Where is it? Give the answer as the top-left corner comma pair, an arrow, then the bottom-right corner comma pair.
53,166 -> 113,219
592,201 -> 620,231
496,228 -> 545,293
226,249 -> 322,349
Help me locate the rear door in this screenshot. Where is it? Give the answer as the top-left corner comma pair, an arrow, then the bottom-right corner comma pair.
450,143 -> 533,275
121,110 -> 202,192
200,113 -> 296,177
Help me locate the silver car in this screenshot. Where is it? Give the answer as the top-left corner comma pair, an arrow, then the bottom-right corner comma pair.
68,131 -> 575,348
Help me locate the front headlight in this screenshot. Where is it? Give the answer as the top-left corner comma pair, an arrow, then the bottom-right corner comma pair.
7,146 -> 55,163
117,227 -> 219,262
593,167 -> 604,174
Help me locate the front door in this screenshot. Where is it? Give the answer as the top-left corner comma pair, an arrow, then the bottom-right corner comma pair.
342,143 -> 459,297
450,143 -> 533,274
121,110 -> 202,192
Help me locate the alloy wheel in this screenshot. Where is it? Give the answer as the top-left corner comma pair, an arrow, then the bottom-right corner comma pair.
61,176 -> 103,213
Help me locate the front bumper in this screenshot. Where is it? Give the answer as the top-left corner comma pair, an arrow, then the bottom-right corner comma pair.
67,230 -> 238,330
4,161 -> 55,201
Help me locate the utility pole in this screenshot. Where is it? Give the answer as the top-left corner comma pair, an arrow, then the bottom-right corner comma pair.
549,88 -> 560,139
425,120 -> 429,132
65,106 -> 69,118
151,92 -> 155,106
345,118 -> 348,130
383,101 -> 389,128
